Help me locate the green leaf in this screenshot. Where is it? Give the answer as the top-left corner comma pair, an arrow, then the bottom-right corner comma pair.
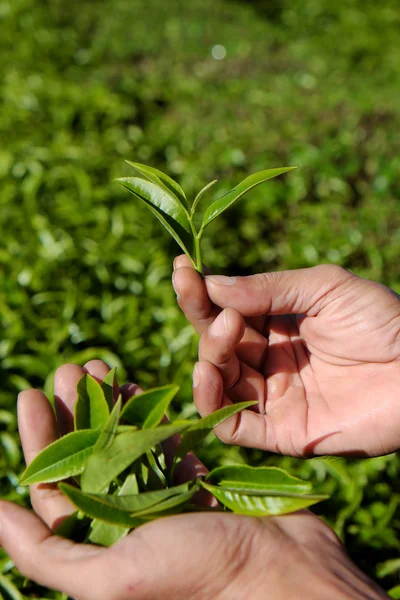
19,429 -> 101,485
131,486 -> 198,517
74,374 -> 110,431
146,450 -> 167,486
191,179 -> 218,215
87,481 -> 193,513
89,521 -> 129,547
200,481 -> 327,516
101,367 -> 117,411
120,384 -> 179,428
0,574 -> 24,600
117,425 -> 138,434
206,465 -> 312,494
88,474 -> 139,546
60,481 -> 197,527
54,510 -> 91,542
201,167 -> 296,229
59,483 -> 146,527
126,161 -> 188,209
116,177 -> 193,258
93,396 -> 122,452
388,585 -> 400,599
81,422 -> 191,493
175,401 -> 257,461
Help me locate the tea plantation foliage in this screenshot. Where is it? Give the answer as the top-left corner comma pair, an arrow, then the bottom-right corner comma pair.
1,0 -> 400,595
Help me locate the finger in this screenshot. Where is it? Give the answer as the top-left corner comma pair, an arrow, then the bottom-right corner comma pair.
173,254 -> 212,275
199,308 -> 244,388
174,263 -> 270,371
18,390 -> 76,529
205,265 -> 354,317
83,359 -> 111,381
173,265 -> 220,334
54,363 -> 85,436
0,501 -> 113,600
173,254 -> 193,269
193,361 -> 269,450
235,324 -> 269,372
120,382 -> 144,404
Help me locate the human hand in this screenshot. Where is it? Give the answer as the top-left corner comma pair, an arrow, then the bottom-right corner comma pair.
173,257 -> 400,457
0,360 -> 389,599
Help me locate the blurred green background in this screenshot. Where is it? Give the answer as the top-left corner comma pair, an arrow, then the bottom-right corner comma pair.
1,0 -> 400,596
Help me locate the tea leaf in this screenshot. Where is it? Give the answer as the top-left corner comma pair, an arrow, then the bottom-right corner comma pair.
117,425 -> 138,434
146,450 -> 167,486
86,481 -> 193,513
88,473 -> 139,546
131,486 -> 198,517
388,585 -> 400,599
191,179 -> 218,215
93,396 -> 122,452
59,483 -> 146,527
126,161 -> 188,209
20,429 -> 101,485
201,167 -> 296,229
175,401 -> 257,461
54,511 -> 91,542
59,482 -> 197,528
200,481 -> 327,516
81,422 -> 191,493
0,573 -> 24,600
120,384 -> 179,428
206,465 -> 312,494
101,367 -> 117,411
116,177 -> 193,258
74,374 -> 110,431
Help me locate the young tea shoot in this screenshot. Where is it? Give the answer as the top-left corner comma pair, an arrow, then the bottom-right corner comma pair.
116,162 -> 296,274
20,371 -> 327,547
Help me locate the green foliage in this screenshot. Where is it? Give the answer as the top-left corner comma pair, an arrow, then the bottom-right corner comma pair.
174,401 -> 257,462
75,374 -> 110,430
206,465 -> 313,493
200,167 -> 295,229
20,373 -> 324,543
81,421 -> 190,494
19,429 -> 101,486
1,0 -> 400,595
117,165 -> 293,272
120,384 -> 179,428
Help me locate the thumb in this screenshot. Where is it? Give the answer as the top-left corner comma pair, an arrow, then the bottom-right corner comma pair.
205,265 -> 354,316
0,501 -> 108,600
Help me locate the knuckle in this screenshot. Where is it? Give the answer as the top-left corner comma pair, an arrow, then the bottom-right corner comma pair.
311,263 -> 352,282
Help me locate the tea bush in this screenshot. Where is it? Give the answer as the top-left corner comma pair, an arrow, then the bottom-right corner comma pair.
1,0 -> 400,595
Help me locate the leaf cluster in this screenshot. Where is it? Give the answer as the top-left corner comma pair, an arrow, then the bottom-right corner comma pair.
116,163 -> 295,274
20,371 -> 326,547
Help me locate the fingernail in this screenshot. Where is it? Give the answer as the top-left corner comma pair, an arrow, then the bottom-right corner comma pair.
173,257 -> 178,270
193,363 -> 201,388
209,311 -> 228,337
172,272 -> 180,300
206,275 -> 237,286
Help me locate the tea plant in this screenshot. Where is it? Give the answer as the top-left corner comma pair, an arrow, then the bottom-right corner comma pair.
20,371 -> 326,546
116,162 -> 295,274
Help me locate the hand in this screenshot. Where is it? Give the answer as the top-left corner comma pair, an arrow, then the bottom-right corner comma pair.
173,257 -> 400,457
0,361 -> 388,599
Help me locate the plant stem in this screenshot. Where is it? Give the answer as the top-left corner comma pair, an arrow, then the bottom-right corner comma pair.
188,216 -> 203,275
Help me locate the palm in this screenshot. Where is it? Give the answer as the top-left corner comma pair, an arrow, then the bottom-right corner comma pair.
248,306 -> 400,456
173,259 -> 400,457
